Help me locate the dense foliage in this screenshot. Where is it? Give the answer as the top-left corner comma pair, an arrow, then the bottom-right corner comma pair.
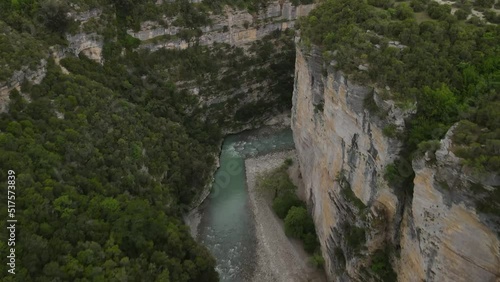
127,30 -> 296,129
0,58 -> 221,281
0,56 -> 217,281
1,0 -> 299,279
300,0 -> 500,173
0,22 -> 47,81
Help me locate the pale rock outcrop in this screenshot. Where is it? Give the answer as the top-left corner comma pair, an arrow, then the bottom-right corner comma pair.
128,1 -> 315,51
68,8 -> 102,23
49,33 -> 104,65
0,60 -> 47,112
398,126 -> 500,282
64,33 -> 104,64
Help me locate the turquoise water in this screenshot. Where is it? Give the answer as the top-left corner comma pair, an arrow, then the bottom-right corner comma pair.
197,127 -> 295,282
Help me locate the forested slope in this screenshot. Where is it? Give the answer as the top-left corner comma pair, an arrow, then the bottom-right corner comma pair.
0,1 -> 236,281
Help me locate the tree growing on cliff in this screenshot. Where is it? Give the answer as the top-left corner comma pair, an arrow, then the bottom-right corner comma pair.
273,192 -> 304,219
38,0 -> 69,33
256,163 -> 296,198
285,206 -> 310,238
284,206 -> 316,237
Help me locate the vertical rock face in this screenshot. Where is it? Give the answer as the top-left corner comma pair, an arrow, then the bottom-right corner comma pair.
291,44 -> 500,281
399,127 -> 500,282
128,1 -> 315,51
291,44 -> 404,280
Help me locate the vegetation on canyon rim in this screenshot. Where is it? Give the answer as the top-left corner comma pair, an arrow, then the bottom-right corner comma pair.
300,0 -> 500,174
299,0 -> 499,279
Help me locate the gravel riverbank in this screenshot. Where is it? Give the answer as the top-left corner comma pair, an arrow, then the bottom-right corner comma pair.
246,150 -> 326,282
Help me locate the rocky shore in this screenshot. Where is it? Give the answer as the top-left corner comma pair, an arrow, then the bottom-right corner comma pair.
245,150 -> 326,282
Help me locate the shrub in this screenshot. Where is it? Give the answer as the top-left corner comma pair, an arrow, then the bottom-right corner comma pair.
427,2 -> 452,20
416,139 -> 441,158
395,3 -> 414,20
314,102 -> 324,113
410,0 -> 427,12
39,0 -> 70,33
473,0 -> 494,8
452,120 -> 500,172
384,159 -> 414,187
257,165 -> 297,196
311,251 -> 325,268
285,206 -> 306,237
467,15 -> 483,25
272,192 -> 303,219
284,206 -> 316,238
303,232 -> 319,253
368,0 -> 394,9
383,124 -> 398,138
370,248 -> 397,282
345,225 -> 366,251
484,10 -> 500,23
120,34 -> 141,50
454,9 -> 469,20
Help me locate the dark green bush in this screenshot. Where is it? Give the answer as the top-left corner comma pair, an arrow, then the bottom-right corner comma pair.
427,2 -> 452,20
368,0 -> 394,9
370,248 -> 397,282
473,0 -> 494,8
285,206 -> 312,238
484,10 -> 500,23
311,251 -> 325,268
303,232 -> 319,253
410,0 -> 427,12
395,3 -> 414,20
345,225 -> 366,251
272,192 -> 304,219
454,9 -> 469,20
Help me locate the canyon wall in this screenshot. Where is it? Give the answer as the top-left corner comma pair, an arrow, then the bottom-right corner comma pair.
398,126 -> 500,282
291,44 -> 500,281
127,1 -> 315,51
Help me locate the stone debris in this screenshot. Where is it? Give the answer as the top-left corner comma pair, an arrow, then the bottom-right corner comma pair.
246,150 -> 326,282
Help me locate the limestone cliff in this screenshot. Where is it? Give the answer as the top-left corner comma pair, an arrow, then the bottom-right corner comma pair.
398,126 -> 500,282
0,59 -> 47,113
292,43 -> 405,280
291,43 -> 500,281
127,1 -> 315,51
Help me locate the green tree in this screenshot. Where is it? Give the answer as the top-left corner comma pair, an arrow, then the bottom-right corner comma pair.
395,3 -> 414,20
285,206 -> 312,238
39,0 -> 69,33
272,192 -> 304,219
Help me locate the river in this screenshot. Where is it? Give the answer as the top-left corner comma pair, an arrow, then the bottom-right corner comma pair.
196,127 -> 296,282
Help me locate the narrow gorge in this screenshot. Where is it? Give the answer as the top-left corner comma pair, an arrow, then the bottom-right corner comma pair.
0,0 -> 499,281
